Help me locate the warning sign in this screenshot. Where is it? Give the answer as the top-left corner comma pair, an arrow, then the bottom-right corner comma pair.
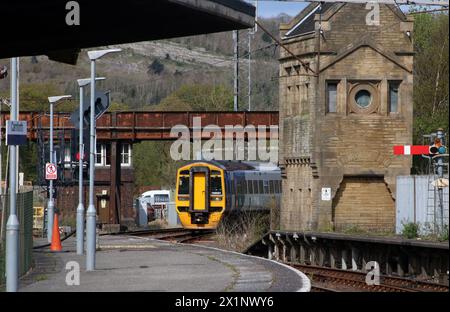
45,163 -> 57,180
321,187 -> 332,201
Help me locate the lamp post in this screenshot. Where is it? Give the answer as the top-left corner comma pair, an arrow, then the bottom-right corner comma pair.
47,95 -> 71,243
86,48 -> 121,271
76,77 -> 105,255
6,57 -> 18,292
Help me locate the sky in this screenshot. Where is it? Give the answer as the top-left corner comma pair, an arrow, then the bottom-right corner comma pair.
252,1 -> 308,18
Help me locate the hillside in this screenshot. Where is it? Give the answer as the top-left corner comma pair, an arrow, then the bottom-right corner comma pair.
0,16 -> 286,113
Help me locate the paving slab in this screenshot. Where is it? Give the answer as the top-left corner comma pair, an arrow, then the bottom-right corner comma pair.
19,235 -> 310,292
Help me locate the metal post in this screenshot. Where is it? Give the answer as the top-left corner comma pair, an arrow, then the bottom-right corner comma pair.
0,100 -> 3,241
6,57 -> 19,292
47,100 -> 55,243
248,30 -> 252,111
233,30 -> 239,112
436,129 -> 445,232
86,59 -> 97,271
76,86 -> 85,255
15,58 -> 19,193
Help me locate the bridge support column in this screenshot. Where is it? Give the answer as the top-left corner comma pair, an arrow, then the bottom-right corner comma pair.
110,141 -> 122,225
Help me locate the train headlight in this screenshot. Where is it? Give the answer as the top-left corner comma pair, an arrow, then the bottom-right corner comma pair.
211,196 -> 222,201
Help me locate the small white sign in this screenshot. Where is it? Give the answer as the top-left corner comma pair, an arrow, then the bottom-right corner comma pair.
6,120 -> 27,145
45,163 -> 57,180
321,187 -> 332,201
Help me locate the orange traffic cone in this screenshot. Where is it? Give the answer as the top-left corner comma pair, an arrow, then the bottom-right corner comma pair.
50,213 -> 62,252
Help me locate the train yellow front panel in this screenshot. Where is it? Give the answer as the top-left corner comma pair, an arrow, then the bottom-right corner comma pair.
193,172 -> 206,210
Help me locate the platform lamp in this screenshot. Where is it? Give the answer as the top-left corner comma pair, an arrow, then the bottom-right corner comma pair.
47,95 -> 72,244
76,77 -> 105,256
86,48 -> 121,271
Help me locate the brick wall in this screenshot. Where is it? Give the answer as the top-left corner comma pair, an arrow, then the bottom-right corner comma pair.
332,177 -> 395,232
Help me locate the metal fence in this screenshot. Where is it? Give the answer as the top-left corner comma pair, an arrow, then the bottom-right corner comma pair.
396,175 -> 449,234
0,190 -> 34,286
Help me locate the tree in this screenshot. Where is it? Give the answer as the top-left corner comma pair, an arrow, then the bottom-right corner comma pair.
412,13 -> 449,172
151,84 -> 233,111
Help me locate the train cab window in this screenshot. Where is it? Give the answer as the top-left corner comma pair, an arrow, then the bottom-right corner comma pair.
178,176 -> 189,195
210,176 -> 222,195
269,180 -> 274,194
248,180 -> 254,194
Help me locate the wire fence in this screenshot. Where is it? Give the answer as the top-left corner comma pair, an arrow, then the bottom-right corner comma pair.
0,189 -> 34,287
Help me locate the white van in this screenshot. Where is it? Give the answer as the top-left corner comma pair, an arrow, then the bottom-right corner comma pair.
138,190 -> 171,222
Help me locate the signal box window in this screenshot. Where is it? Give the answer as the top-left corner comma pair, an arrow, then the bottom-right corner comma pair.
121,143 -> 132,166
389,82 -> 400,113
327,82 -> 338,113
95,143 -> 111,167
178,176 -> 189,195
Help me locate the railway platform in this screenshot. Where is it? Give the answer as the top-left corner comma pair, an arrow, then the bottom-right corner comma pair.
19,235 -> 310,292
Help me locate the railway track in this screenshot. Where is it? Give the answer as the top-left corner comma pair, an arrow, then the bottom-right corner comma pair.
122,227 -> 215,244
289,263 -> 449,292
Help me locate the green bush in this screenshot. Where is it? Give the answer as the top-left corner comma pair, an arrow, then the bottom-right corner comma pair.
439,225 -> 449,241
402,222 -> 420,239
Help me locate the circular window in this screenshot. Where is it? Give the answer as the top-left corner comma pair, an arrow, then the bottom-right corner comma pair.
354,90 -> 372,108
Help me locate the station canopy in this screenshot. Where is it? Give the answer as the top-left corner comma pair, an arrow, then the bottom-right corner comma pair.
0,0 -> 255,64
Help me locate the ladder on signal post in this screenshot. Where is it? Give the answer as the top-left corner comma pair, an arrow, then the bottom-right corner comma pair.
422,134 -> 449,235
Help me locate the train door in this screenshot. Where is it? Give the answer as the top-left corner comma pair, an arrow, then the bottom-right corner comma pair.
193,172 -> 206,210
190,166 -> 209,212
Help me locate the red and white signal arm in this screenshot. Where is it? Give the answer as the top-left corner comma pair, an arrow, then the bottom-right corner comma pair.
45,163 -> 57,180
393,145 -> 430,155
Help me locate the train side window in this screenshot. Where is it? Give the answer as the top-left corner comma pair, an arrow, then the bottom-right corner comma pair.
269,180 -> 274,194
258,180 -> 264,194
210,176 -> 222,195
248,180 -> 253,194
237,179 -> 243,195
274,180 -> 280,193
263,180 -> 269,194
178,176 -> 189,195
253,180 -> 258,194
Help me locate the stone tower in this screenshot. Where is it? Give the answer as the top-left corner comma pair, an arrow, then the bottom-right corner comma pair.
278,3 -> 414,232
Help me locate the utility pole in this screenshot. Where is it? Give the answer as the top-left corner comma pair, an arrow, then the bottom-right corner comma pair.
233,30 -> 239,112
6,57 -> 19,292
